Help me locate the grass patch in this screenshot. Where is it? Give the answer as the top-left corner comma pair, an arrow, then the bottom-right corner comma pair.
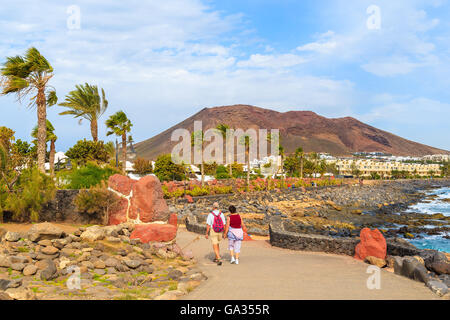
17,247 -> 30,253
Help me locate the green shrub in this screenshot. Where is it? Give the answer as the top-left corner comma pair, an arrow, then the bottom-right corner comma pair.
185,186 -> 209,197
4,166 -> 56,222
133,157 -> 153,175
57,162 -> 120,189
74,182 -> 121,225
65,140 -> 111,165
153,154 -> 185,182
215,165 -> 230,179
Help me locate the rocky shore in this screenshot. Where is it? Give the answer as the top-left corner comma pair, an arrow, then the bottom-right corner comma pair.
172,179 -> 450,241
0,223 -> 206,300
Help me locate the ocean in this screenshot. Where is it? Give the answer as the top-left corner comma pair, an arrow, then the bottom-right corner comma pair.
405,186 -> 450,253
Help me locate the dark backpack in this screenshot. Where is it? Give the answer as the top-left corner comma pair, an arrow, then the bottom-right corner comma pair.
212,211 -> 224,232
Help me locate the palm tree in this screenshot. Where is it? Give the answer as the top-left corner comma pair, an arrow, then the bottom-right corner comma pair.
191,130 -> 205,186
31,120 -> 57,177
267,133 -> 285,181
215,123 -> 232,177
238,134 -> 253,189
105,111 -> 132,173
295,147 -> 304,179
58,83 -> 108,141
0,47 -> 57,172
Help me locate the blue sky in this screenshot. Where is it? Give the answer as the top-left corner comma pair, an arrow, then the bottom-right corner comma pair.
0,0 -> 449,152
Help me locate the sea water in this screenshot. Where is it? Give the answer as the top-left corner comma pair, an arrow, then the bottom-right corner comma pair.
405,187 -> 450,253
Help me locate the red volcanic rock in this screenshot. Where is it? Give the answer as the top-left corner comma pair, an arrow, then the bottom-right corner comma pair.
354,228 -> 387,261
108,198 -> 129,225
130,224 -> 177,243
129,175 -> 170,223
243,231 -> 252,241
108,174 -> 135,196
168,213 -> 178,228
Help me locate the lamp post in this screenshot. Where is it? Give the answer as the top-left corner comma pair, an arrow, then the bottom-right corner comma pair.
125,138 -> 137,174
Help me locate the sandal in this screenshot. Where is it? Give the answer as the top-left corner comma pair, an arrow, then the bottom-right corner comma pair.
216,259 -> 222,266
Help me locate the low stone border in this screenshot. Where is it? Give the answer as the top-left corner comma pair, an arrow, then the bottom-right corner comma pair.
185,215 -> 207,235
269,217 -> 359,255
269,216 -> 422,257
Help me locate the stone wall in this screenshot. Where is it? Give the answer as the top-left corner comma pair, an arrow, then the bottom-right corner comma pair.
269,216 -> 359,255
269,216 -> 421,257
184,214 -> 207,235
3,190 -> 102,225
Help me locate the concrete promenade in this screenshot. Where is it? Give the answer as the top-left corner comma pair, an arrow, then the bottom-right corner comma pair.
176,227 -> 440,300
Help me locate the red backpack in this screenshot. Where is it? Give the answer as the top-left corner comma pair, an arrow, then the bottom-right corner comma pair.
212,211 -> 224,232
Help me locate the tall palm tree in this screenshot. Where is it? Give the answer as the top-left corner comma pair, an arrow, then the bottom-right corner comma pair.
267,133 -> 285,181
238,134 -> 253,189
215,123 -> 232,177
191,130 -> 205,186
105,111 -> 132,173
295,147 -> 304,179
58,83 -> 108,141
31,120 -> 57,177
0,47 -> 57,172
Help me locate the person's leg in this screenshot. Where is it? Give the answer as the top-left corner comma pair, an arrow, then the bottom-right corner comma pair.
228,239 -> 235,262
235,240 -> 242,264
213,244 -> 221,259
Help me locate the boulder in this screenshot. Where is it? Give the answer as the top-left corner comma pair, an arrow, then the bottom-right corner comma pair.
418,250 -> 448,270
0,255 -> 11,268
108,174 -> 135,196
426,280 -> 448,297
354,228 -> 387,261
400,257 -> 429,283
27,223 -> 64,242
130,224 -> 177,243
40,259 -> 57,281
108,198 -> 129,225
41,246 -> 59,255
129,176 -> 170,223
80,226 -> 105,242
10,263 -> 25,271
365,256 -> 387,268
23,265 -> 38,276
124,260 -> 141,269
430,261 -> 450,275
0,279 -> 12,291
168,213 -> 178,228
4,231 -> 21,242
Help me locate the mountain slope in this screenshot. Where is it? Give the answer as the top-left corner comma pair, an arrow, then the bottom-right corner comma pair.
135,105 -> 448,159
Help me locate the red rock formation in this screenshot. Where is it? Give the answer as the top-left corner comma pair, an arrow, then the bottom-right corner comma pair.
107,174 -> 176,243
109,174 -> 135,196
129,175 -> 170,223
130,224 -> 177,243
354,228 -> 387,261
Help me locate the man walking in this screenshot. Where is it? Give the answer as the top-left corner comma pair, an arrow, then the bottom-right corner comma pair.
205,202 -> 226,265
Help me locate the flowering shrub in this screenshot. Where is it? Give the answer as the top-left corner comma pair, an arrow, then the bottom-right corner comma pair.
161,177 -> 342,199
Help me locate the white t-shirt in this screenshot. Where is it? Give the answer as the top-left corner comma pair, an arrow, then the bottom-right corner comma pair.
206,209 -> 226,227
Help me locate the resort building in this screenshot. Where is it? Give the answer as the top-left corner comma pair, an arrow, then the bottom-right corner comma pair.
327,159 -> 441,177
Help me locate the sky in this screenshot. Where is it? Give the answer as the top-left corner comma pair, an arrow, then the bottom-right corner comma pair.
0,0 -> 449,152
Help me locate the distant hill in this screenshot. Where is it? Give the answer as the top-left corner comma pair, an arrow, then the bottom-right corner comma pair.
135,104 -> 448,160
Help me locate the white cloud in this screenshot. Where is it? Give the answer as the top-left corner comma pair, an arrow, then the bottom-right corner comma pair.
236,53 -> 307,68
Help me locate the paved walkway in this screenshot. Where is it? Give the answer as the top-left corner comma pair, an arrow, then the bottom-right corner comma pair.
176,227 -> 440,300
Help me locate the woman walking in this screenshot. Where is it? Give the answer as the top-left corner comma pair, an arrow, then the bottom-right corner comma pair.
223,205 -> 247,265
